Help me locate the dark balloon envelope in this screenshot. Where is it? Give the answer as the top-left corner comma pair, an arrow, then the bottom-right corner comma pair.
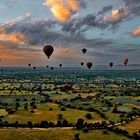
86,62 -> 92,69
109,62 -> 113,67
50,67 -> 54,70
33,67 -> 36,70
81,62 -> 84,66
43,45 -> 54,59
123,58 -> 128,66
82,48 -> 87,54
28,64 -> 31,67
46,65 -> 49,68
59,64 -> 62,67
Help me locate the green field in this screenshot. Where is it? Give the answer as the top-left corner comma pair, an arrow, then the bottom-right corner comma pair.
0,69 -> 140,139
3,103 -> 104,124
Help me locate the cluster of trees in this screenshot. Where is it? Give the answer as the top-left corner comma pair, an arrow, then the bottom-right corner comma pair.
108,127 -> 140,140
0,119 -> 73,128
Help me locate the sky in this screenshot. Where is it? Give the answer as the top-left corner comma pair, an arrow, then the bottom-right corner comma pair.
0,0 -> 140,67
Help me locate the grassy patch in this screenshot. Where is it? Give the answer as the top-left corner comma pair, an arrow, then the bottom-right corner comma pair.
117,117 -> 140,134
0,128 -> 131,140
3,103 -> 104,124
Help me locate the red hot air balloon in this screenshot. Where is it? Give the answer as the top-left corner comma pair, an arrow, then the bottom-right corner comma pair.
123,58 -> 128,66
59,64 -> 62,67
109,62 -> 113,67
82,48 -> 87,54
43,45 -> 54,59
86,62 -> 92,69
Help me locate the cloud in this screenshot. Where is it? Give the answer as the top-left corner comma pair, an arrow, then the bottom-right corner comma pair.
78,0 -> 87,8
44,0 -> 79,22
0,45 -> 42,66
61,7 -> 130,34
103,8 -> 128,24
97,5 -> 113,15
0,32 -> 25,44
123,0 -> 140,16
61,14 -> 100,33
2,14 -> 58,46
1,14 -> 117,50
131,26 -> 140,37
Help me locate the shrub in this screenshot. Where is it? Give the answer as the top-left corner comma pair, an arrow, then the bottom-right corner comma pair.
85,113 -> 92,119
60,107 -> 66,111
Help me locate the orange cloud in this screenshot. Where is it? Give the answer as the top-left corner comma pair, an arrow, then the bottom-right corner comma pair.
103,9 -> 128,23
131,26 -> 140,37
0,28 -> 4,33
0,32 -> 25,44
45,0 -> 79,22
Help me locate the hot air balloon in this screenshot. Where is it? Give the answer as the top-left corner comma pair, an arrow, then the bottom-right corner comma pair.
82,48 -> 87,54
86,62 -> 92,69
109,62 -> 113,67
43,45 -> 54,59
59,64 -> 62,67
33,67 -> 36,70
28,64 -> 31,67
46,65 -> 49,68
123,58 -> 128,66
81,62 -> 84,66
50,67 -> 54,70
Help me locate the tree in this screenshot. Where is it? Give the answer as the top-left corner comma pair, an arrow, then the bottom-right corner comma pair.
83,128 -> 89,133
27,121 -> 33,128
109,120 -> 115,126
40,121 -> 48,128
56,120 -> 62,127
85,113 -> 92,119
31,109 -> 34,113
14,121 -> 19,128
74,133 -> 80,140
48,122 -> 54,127
4,121 -> 8,127
33,104 -> 37,109
101,121 -> 107,128
49,107 -> 52,111
60,107 -> 66,111
76,118 -> 84,129
132,132 -> 140,140
0,119 -> 3,128
112,105 -> 118,113
57,114 -> 63,120
24,103 -> 28,110
15,102 -> 20,111
63,119 -> 68,127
